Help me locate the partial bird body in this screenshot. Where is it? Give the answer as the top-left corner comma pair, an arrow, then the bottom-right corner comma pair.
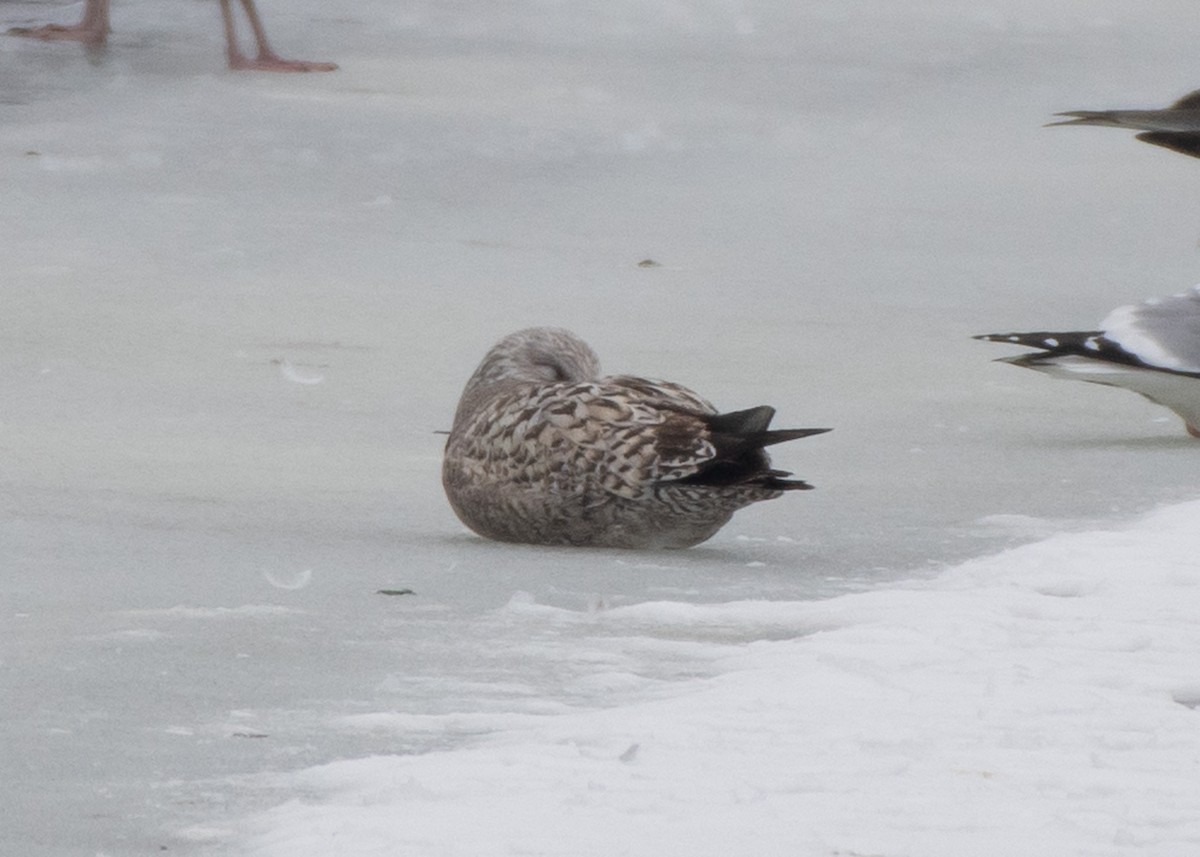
443,328 -> 828,549
1049,90 -> 1200,158
7,0 -> 336,72
976,287 -> 1200,437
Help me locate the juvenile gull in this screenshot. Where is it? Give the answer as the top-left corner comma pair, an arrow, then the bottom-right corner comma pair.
975,286 -> 1200,437
442,327 -> 830,549
1048,89 -> 1200,159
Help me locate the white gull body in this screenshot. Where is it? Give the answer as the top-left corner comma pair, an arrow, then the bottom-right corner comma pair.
442,327 -> 829,549
976,286 -> 1200,437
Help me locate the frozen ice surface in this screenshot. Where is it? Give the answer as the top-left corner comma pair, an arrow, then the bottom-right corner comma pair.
228,500 -> 1200,857
3,0 -> 1200,855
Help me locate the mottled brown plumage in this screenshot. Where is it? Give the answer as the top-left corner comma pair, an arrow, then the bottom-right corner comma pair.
442,327 -> 828,549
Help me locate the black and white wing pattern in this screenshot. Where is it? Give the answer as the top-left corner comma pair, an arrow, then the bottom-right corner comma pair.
976,286 -> 1200,436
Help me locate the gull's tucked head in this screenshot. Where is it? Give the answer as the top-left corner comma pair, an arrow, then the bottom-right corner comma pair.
452,327 -> 601,425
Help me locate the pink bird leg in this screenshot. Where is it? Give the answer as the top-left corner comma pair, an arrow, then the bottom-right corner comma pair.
8,0 -> 336,72
8,0 -> 111,44
220,0 -> 336,72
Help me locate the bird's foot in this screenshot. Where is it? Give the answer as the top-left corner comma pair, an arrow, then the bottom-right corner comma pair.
228,49 -> 336,72
8,22 -> 107,45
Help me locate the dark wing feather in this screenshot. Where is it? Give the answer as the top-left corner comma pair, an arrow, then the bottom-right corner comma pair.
679,408 -> 829,491
1135,131 -> 1200,159
974,330 -> 1180,372
705,405 -> 829,448
706,405 -> 776,435
976,329 -> 1123,357
1045,110 -> 1121,127
1168,89 -> 1200,110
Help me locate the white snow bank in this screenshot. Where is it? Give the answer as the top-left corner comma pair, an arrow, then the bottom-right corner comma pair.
227,500 -> 1200,856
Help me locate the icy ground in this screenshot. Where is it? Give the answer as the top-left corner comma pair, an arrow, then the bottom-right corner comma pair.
233,501 -> 1200,857
2,0 -> 1200,855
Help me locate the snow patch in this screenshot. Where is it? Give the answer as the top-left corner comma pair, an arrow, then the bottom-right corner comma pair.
228,500 -> 1200,856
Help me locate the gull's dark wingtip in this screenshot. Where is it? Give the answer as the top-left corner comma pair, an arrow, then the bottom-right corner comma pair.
973,332 -> 1026,344
777,427 -> 832,440
763,469 -> 817,492
749,426 -> 832,449
1135,131 -> 1200,159
1044,110 -> 1132,129
774,479 -> 816,492
1044,111 -> 1093,127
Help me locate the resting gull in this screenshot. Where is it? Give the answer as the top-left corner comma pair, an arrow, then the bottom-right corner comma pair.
1048,89 -> 1200,159
442,327 -> 830,549
976,286 -> 1200,437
